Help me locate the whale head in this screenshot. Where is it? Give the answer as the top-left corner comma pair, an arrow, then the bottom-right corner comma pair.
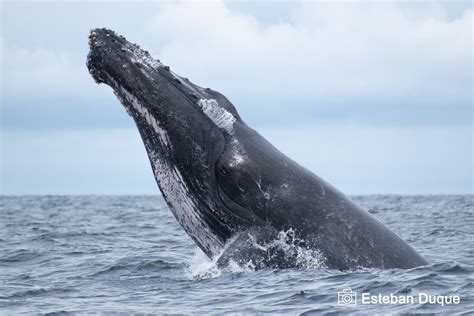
86,28 -> 264,257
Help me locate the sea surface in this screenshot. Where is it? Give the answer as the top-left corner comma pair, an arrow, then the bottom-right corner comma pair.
0,195 -> 473,315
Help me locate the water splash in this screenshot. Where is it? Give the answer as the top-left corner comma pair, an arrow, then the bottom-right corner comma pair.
188,229 -> 326,279
238,229 -> 327,270
188,250 -> 255,279
266,229 -> 327,269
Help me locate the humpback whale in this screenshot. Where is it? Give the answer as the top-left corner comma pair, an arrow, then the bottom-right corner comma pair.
86,28 -> 428,270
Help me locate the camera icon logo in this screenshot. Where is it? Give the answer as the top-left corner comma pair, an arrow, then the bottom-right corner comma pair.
338,288 -> 357,305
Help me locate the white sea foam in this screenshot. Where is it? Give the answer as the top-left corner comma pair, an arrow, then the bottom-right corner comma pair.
267,229 -> 327,269
188,249 -> 256,280
188,229 -> 326,279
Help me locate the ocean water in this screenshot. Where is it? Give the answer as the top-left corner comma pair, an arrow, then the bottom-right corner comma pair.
0,195 -> 472,315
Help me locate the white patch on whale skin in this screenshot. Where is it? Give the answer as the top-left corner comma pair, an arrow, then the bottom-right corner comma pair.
198,99 -> 236,134
119,87 -> 170,148
123,43 -> 201,96
124,43 -> 162,69
149,149 -> 223,256
228,138 -> 246,167
102,72 -> 169,148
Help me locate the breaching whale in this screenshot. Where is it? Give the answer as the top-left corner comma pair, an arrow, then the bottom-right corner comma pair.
86,28 -> 428,270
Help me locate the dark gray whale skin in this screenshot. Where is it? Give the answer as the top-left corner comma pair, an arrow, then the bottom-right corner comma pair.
86,28 -> 428,270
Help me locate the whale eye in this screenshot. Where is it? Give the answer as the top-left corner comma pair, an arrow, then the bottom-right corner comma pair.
218,165 -> 232,177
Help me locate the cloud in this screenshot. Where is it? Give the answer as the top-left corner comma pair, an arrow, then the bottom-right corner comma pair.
2,45 -> 93,97
1,1 -> 472,105
0,1 -> 471,194
1,2 -> 162,100
151,1 -> 472,103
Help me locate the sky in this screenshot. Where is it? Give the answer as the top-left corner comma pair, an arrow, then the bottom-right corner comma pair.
1,0 -> 472,195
